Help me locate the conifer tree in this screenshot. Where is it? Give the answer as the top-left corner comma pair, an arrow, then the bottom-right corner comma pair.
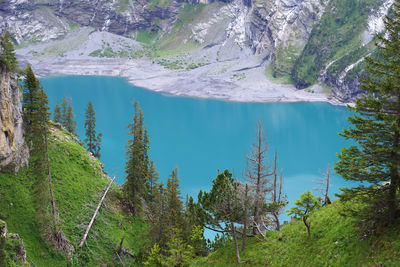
60,96 -> 68,126
164,227 -> 195,266
58,95 -> 77,136
23,65 -> 42,142
53,101 -> 61,124
166,168 -> 184,231
335,0 -> 400,228
65,97 -> 77,136
149,182 -> 167,246
0,29 -> 18,72
148,161 -> 159,203
287,191 -> 321,237
84,101 -> 102,158
23,66 -> 51,238
124,101 -> 150,216
191,170 -> 243,263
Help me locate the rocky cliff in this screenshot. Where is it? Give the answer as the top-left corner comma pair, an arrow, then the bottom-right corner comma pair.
0,0 -> 182,44
248,0 -> 328,73
0,65 -> 28,170
0,0 -> 395,102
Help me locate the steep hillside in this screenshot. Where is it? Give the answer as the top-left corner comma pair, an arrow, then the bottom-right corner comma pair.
292,0 -> 392,101
191,201 -> 400,266
0,124 -> 149,266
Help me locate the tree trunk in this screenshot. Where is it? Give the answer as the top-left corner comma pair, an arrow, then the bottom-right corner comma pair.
389,125 -> 400,223
44,118 -> 68,251
44,123 -> 57,231
231,222 -> 241,264
324,168 -> 330,205
117,237 -> 124,254
388,177 -> 399,223
303,217 -> 311,237
242,184 -> 248,251
79,176 -> 116,249
273,212 -> 280,231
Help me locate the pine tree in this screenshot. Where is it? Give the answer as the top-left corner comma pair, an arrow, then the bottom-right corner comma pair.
23,66 -> 51,238
65,97 -> 77,136
287,191 -> 321,237
148,161 -> 159,203
143,243 -> 164,266
149,182 -> 167,246
335,0 -> 400,229
84,101 -> 102,158
60,96 -> 68,126
53,101 -> 61,124
58,95 -> 77,136
164,227 -> 195,267
23,65 -> 41,138
124,101 -> 150,216
0,29 -> 18,72
166,168 -> 184,230
190,170 -> 244,263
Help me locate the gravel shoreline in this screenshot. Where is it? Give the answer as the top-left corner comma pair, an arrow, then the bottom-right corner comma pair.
16,30 -> 346,106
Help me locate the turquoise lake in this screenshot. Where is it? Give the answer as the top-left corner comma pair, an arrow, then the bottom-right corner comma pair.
41,75 -> 354,214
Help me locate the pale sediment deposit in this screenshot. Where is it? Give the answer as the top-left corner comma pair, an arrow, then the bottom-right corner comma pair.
16,30 -> 341,105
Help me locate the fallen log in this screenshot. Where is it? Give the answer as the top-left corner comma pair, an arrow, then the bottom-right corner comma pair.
78,176 -> 116,249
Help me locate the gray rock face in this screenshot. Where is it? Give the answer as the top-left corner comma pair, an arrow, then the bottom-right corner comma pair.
319,0 -> 393,102
0,0 -> 70,44
248,0 -> 328,55
0,0 -> 182,44
0,66 -> 29,170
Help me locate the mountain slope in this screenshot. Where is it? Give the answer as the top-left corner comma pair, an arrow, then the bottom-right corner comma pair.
0,0 -> 395,102
0,123 -> 149,266
191,201 -> 400,266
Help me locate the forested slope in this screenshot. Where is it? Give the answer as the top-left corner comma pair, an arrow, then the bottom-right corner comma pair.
0,124 -> 149,266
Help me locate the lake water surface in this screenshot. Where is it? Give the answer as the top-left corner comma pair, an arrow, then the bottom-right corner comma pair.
41,75 -> 354,213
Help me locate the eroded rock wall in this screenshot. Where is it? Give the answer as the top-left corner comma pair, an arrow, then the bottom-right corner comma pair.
0,66 -> 28,170
0,0 -> 182,44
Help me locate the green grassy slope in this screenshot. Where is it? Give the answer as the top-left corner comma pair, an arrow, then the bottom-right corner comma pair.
291,0 -> 378,88
0,124 -> 149,266
191,201 -> 400,266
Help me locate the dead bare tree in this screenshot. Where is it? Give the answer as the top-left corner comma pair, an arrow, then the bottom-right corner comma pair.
78,176 -> 116,249
241,184 -> 249,251
270,150 -> 287,231
44,128 -> 71,252
313,166 -> 331,205
226,183 -> 241,264
244,120 -> 274,235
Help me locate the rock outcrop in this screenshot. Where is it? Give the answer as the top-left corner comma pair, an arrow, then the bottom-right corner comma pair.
320,0 -> 394,102
0,219 -> 28,265
0,0 -> 182,44
0,66 -> 28,170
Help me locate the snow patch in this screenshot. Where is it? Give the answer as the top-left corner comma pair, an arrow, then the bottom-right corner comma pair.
367,0 -> 394,35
